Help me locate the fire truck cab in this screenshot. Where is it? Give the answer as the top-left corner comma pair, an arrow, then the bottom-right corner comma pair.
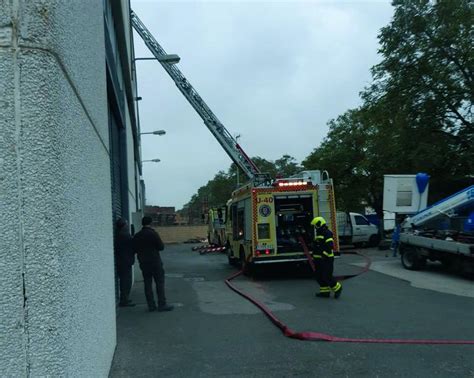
226,170 -> 339,271
208,207 -> 227,246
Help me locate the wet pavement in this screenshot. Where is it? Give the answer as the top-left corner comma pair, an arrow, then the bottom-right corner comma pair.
110,244 -> 474,377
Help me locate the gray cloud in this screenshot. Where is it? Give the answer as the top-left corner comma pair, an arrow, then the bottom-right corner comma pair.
133,0 -> 393,209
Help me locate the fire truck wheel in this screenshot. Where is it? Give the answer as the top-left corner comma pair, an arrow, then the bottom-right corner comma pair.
227,245 -> 238,266
239,248 -> 253,277
228,255 -> 235,266
239,249 -> 246,269
441,257 -> 453,270
243,263 -> 255,277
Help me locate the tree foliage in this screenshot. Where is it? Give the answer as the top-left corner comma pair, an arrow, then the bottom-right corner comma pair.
179,155 -> 302,222
304,0 -> 473,215
180,1 -> 472,223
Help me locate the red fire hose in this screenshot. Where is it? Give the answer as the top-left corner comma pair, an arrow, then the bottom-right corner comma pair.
225,240 -> 474,345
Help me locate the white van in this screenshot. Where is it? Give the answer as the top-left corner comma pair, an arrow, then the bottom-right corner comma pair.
337,212 -> 380,247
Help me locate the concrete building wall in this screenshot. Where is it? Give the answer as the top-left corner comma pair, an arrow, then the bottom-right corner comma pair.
0,1 -> 116,376
110,1 -> 141,231
0,7 -> 27,374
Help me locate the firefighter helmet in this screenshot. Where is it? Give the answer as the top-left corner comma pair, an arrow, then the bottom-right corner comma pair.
311,216 -> 326,228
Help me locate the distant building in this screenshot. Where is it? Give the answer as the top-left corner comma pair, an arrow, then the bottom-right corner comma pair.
145,206 -> 177,226
175,210 -> 190,225
1,1 -> 144,375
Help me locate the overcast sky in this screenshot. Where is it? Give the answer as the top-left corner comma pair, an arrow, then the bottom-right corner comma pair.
132,0 -> 394,210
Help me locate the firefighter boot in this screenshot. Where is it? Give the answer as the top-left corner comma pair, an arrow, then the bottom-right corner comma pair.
316,287 -> 330,298
332,282 -> 343,299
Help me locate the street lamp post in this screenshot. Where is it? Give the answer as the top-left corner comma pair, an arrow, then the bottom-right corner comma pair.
134,54 -> 181,64
140,130 -> 166,136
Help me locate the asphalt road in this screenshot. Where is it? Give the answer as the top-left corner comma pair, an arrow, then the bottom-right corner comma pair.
110,244 -> 474,378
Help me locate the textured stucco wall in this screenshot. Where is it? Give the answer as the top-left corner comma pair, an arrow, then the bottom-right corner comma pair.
0,1 -> 116,376
0,5 -> 28,375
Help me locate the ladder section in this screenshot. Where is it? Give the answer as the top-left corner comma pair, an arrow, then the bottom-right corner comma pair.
408,185 -> 474,227
131,10 -> 260,180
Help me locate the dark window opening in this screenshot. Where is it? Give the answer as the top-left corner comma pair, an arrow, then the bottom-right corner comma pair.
258,223 -> 270,239
275,196 -> 313,254
355,215 -> 370,226
236,209 -> 245,240
232,205 -> 245,240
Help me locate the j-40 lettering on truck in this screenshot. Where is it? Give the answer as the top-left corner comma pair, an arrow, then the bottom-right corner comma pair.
225,170 -> 339,274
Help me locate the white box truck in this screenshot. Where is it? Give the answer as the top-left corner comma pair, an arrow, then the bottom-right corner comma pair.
383,174 -> 429,214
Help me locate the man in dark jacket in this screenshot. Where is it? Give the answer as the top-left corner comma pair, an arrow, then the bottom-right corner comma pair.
133,216 -> 173,312
311,216 -> 342,299
115,218 -> 136,307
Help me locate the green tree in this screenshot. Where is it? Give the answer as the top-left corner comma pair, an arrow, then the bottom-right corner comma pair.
366,0 -> 473,200
180,155 -> 302,217
304,0 -> 473,216
207,171 -> 236,205
369,0 -> 472,141
251,156 -> 279,178
303,109 -> 373,213
275,155 -> 302,177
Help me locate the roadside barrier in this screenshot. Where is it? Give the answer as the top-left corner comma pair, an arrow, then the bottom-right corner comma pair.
192,244 -> 227,254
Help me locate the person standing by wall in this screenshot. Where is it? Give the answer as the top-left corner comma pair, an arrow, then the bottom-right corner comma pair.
311,216 -> 342,299
133,216 -> 174,312
115,218 -> 136,307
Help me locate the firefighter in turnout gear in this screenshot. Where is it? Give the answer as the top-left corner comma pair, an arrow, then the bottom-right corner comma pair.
311,216 -> 342,298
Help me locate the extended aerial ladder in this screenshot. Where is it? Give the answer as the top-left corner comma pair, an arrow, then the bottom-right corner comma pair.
131,10 -> 265,183
403,185 -> 474,228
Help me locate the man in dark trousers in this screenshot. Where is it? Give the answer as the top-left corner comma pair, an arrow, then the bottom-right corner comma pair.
115,218 -> 136,307
133,216 -> 173,312
311,216 -> 342,298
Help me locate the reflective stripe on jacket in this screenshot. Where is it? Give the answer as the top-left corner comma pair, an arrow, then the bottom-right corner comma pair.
312,227 -> 334,258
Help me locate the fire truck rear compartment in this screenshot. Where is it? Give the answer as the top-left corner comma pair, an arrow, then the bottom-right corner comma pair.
274,195 -> 313,254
